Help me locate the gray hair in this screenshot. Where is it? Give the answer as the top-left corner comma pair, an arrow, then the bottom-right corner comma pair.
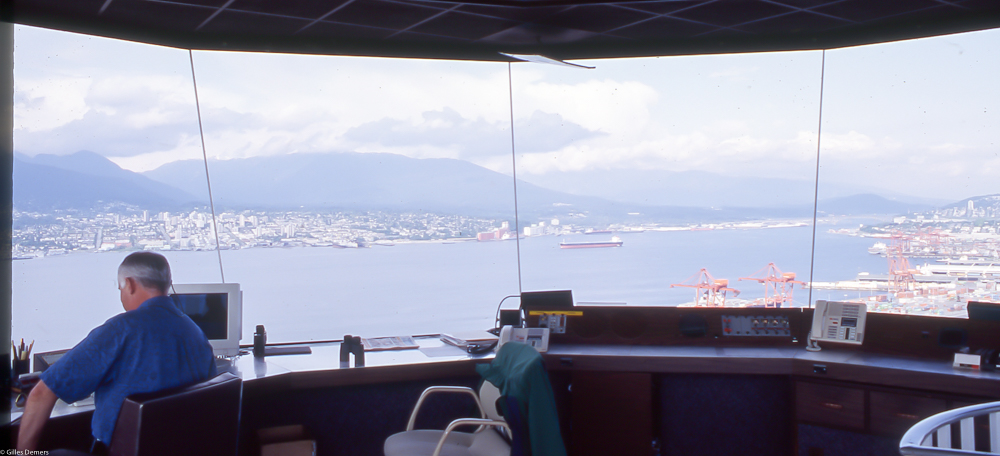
118,252 -> 172,294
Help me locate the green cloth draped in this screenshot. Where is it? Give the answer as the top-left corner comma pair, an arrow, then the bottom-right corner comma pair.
476,342 -> 567,456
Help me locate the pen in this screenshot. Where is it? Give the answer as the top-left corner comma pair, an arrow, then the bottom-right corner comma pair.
12,341 -> 17,359
26,340 -> 34,361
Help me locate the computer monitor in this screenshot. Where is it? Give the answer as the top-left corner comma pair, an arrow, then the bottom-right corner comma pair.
170,283 -> 242,357
968,301 -> 1000,322
520,290 -> 574,313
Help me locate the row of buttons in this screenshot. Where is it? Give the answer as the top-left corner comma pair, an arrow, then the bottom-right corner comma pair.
721,315 -> 792,336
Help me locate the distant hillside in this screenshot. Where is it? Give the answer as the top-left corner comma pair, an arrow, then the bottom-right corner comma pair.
13,153 -> 200,211
936,194 -> 1000,218
25,150 -> 137,179
516,168 -> 941,209
815,193 -> 933,216
14,150 -> 949,222
144,151 -> 725,221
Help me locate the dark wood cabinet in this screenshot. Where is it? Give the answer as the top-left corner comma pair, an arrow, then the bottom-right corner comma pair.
869,391 -> 948,437
795,382 -> 866,431
794,379 -> 994,456
569,371 -> 652,456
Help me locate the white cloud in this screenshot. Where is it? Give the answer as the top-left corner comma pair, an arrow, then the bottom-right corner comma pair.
14,25 -> 1000,202
708,66 -> 760,80
108,140 -> 204,172
14,77 -> 91,132
88,75 -> 192,129
519,78 -> 658,136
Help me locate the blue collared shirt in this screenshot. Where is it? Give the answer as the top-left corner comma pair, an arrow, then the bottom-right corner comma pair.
41,295 -> 217,443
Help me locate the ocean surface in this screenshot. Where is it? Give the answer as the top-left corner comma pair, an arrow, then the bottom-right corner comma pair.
12,222 -> 891,355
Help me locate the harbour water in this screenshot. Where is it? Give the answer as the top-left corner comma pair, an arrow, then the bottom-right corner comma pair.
12,224 -> 893,355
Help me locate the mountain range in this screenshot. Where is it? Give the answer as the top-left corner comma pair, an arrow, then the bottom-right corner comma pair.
14,151 -> 198,210
13,150 -> 943,222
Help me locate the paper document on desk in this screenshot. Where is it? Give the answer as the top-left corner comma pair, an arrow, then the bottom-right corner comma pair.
361,336 -> 418,351
440,331 -> 498,348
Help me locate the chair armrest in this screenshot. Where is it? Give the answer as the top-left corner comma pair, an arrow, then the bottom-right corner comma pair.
406,386 -> 486,431
432,419 -> 512,456
899,401 -> 1000,456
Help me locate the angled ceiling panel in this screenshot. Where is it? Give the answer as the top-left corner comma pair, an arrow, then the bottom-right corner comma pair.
5,0 -> 1000,60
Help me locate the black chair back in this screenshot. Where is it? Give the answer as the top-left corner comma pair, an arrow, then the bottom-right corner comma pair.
109,372 -> 242,456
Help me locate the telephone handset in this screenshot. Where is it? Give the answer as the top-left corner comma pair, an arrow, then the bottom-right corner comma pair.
498,326 -> 550,353
810,300 -> 867,346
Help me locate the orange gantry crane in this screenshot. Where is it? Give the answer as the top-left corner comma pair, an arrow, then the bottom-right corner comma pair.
738,263 -> 804,308
671,268 -> 740,307
887,231 -> 917,293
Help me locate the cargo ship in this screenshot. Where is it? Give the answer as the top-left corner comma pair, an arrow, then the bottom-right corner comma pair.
560,236 -> 623,249
868,242 -> 887,255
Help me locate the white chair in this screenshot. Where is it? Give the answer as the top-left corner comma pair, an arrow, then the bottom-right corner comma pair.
384,380 -> 513,456
900,401 -> 1000,455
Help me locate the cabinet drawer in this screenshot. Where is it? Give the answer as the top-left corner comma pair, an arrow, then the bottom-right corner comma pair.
796,382 -> 865,430
870,391 -> 948,437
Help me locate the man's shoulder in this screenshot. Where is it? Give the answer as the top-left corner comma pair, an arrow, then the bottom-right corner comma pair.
107,298 -> 183,333
127,296 -> 180,319
95,310 -> 132,333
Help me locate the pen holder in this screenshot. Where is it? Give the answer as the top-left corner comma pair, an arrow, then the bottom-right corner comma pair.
13,358 -> 30,378
339,335 -> 365,368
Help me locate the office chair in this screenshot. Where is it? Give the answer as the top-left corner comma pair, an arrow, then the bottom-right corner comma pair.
108,371 -> 242,456
385,342 -> 566,456
900,400 -> 1000,455
384,380 -> 514,456
46,372 -> 242,456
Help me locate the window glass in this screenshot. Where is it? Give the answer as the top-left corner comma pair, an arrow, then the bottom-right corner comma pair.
815,29 -> 1000,316
13,26 -> 220,353
14,25 -> 998,356
160,52 -> 520,341
510,53 -> 821,307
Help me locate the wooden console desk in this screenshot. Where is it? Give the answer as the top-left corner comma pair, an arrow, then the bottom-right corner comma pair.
9,309 -> 1000,456
544,344 -> 1000,456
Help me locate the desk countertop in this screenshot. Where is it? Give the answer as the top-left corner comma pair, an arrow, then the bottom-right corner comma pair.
12,338 -> 1000,424
544,343 -> 1000,397
226,336 -> 492,389
8,335 -> 483,424
231,339 -> 1000,396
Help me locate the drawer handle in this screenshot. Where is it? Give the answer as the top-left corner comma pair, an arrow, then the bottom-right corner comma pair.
896,413 -> 919,420
822,402 -> 844,411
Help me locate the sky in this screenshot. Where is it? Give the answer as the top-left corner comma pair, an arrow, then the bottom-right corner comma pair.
12,24 -> 1000,203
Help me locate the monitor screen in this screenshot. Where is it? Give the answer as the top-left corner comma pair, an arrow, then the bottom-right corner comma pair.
968,301 -> 1000,322
170,283 -> 242,357
172,292 -> 228,340
520,290 -> 574,312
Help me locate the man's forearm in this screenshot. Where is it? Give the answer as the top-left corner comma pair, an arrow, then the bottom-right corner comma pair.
17,380 -> 59,451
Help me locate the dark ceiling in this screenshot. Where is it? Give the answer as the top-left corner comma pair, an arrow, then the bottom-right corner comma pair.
5,0 -> 1000,61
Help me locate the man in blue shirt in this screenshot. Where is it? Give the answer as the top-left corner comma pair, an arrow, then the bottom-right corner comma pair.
18,252 -> 217,453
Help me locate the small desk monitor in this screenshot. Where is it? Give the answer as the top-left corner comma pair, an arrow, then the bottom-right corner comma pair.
170,283 -> 242,357
968,301 -> 1000,322
520,290 -> 574,332
520,290 -> 574,313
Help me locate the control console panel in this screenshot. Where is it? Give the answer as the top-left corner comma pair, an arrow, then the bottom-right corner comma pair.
722,315 -> 791,337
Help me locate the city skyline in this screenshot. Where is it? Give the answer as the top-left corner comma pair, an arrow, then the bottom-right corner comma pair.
13,194 -> 999,259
